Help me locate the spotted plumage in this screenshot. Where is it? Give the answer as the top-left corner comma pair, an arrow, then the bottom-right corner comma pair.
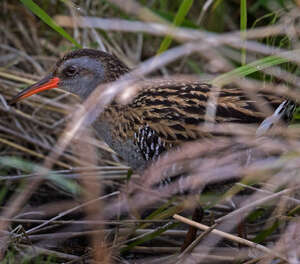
134,124 -> 168,161
10,49 -> 296,170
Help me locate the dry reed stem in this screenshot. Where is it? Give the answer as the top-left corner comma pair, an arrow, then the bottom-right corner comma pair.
173,214 -> 287,261
76,129 -> 111,263
55,15 -> 289,42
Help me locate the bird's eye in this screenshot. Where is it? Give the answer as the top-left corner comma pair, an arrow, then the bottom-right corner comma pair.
63,66 -> 78,77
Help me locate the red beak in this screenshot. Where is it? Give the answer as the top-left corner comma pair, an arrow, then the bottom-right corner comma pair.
10,75 -> 60,104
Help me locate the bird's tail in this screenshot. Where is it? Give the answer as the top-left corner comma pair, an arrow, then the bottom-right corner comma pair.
256,100 -> 296,136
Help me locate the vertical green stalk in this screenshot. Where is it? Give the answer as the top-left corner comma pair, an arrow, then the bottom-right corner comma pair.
157,0 -> 194,54
240,0 -> 247,65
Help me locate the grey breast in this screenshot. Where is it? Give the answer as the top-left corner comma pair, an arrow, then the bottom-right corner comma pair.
92,119 -> 147,171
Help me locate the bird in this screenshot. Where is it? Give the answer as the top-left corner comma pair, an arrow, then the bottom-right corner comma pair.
10,48 -> 296,252
10,48 -> 295,171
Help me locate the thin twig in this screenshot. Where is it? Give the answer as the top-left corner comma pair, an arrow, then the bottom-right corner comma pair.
173,214 -> 287,261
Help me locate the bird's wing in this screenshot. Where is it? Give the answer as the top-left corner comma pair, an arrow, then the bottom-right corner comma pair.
129,82 -> 290,143
110,82 -> 294,161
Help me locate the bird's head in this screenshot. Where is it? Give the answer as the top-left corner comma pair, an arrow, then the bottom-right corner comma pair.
10,49 -> 130,104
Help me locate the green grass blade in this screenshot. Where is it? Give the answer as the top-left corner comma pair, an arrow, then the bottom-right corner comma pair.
157,0 -> 194,54
152,9 -> 199,28
240,0 -> 247,65
20,0 -> 81,48
212,49 -> 300,86
121,221 -> 178,253
252,220 -> 279,243
0,157 -> 81,195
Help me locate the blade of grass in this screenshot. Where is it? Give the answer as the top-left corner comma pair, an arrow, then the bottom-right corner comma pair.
152,9 -> 199,28
139,200 -> 183,229
121,221 -> 178,253
0,137 -> 71,169
157,0 -> 194,54
252,220 -> 279,243
0,157 -> 80,194
19,0 -> 81,48
212,49 -> 300,86
240,0 -> 247,65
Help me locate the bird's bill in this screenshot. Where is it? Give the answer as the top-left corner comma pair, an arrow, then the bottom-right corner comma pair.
10,75 -> 60,104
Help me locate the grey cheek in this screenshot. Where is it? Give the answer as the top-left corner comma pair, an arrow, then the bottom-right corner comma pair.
82,72 -> 95,81
60,79 -> 81,95
61,80 -> 74,92
75,76 -> 98,99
